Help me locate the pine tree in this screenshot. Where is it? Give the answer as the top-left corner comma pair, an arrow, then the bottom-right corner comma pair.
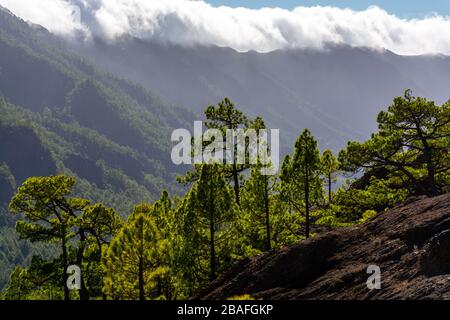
79,203 -> 122,298
280,129 -> 323,239
204,98 -> 250,205
321,149 -> 339,205
9,175 -> 89,300
103,204 -> 169,300
3,266 -> 30,300
241,163 -> 276,252
180,164 -> 237,289
340,90 -> 450,196
149,191 -> 177,299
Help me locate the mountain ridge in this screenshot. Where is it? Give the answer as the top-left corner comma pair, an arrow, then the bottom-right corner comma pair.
4,4 -> 450,152
67,36 -> 450,151
0,7 -> 195,204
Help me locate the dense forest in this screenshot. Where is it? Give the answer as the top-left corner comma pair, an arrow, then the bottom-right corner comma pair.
1,90 -> 448,300
0,2 -> 449,301
0,6 -> 197,289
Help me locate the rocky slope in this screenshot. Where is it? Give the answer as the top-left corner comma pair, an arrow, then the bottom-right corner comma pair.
197,193 -> 450,300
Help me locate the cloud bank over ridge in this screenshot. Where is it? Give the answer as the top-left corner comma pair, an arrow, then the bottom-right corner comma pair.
1,0 -> 450,55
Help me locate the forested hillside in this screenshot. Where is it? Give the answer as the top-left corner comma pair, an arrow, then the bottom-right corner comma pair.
0,7 -> 195,290
0,5 -> 449,300
0,7 -> 195,197
1,89 -> 449,299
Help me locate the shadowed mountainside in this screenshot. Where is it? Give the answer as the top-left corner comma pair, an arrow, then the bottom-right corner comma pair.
0,7 -> 195,206
73,37 -> 450,151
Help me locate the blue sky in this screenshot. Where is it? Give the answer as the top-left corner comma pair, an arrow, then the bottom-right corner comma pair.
205,1 -> 450,18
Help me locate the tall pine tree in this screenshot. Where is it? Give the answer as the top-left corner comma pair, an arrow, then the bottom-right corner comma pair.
321,149 -> 339,205
103,204 -> 170,300
179,164 -> 238,291
280,129 -> 323,239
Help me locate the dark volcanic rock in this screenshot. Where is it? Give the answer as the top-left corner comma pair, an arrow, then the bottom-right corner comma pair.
196,193 -> 450,300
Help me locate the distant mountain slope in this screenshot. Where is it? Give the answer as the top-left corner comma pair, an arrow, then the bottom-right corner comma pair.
73,37 -> 450,150
0,7 -> 194,290
197,193 -> 450,300
0,7 -> 195,205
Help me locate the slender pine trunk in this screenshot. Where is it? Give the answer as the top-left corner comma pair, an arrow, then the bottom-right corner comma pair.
95,237 -> 107,300
263,174 -> 271,251
305,163 -> 310,239
328,172 -> 332,204
209,181 -> 217,281
61,233 -> 70,300
77,228 -> 89,300
232,162 -> 240,205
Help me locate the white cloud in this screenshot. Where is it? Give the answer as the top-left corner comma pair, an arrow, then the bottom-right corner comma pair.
0,0 -> 87,36
1,0 -> 450,55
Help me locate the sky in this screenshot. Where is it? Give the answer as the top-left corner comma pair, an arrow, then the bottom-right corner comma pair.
1,0 -> 450,55
206,1 -> 450,18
